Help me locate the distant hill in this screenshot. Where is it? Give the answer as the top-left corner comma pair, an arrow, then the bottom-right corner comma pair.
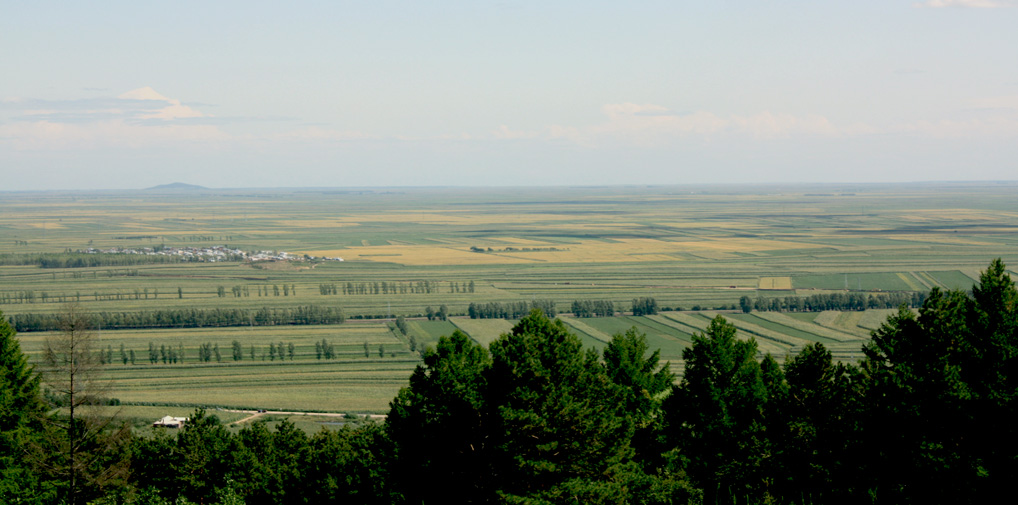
146,182 -> 208,191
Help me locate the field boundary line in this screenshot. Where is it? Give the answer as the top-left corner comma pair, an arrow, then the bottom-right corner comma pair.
661,312 -> 711,333
896,272 -> 925,291
637,315 -> 694,344
752,312 -> 861,343
557,316 -> 612,343
701,311 -> 803,354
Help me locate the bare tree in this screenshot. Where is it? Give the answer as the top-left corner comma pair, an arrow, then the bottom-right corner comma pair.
39,304 -> 129,505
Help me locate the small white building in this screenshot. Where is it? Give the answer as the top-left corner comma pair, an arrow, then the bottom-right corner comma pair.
153,416 -> 188,428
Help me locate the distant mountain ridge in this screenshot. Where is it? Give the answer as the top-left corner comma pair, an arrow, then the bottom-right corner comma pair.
146,182 -> 208,190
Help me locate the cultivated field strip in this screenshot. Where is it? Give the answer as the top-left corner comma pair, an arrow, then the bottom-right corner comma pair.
728,314 -> 839,345
633,316 -> 695,344
699,311 -> 804,355
450,317 -> 514,346
557,316 -> 613,343
574,316 -> 689,359
104,359 -> 419,412
813,311 -> 872,337
857,308 -> 905,331
405,320 -> 458,347
751,312 -> 862,343
644,314 -> 702,336
660,312 -> 712,332
558,321 -> 612,352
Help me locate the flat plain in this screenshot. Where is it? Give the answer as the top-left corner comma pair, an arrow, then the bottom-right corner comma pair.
3,183 -> 1017,412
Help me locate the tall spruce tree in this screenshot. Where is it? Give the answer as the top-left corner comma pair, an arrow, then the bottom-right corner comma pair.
1,310 -> 47,503
485,310 -> 635,501
663,315 -> 769,505
387,330 -> 491,503
603,328 -> 675,469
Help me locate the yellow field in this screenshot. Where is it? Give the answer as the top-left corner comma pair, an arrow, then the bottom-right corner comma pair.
899,209 -> 1018,221
273,220 -> 360,228
303,237 -> 824,266
759,277 -> 793,290
472,236 -> 556,245
450,318 -> 514,346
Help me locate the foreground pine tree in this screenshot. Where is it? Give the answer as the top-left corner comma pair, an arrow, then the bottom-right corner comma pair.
0,310 -> 48,504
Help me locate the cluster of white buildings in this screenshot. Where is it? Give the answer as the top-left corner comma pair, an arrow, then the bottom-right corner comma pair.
82,245 -> 245,262
81,246 -> 344,263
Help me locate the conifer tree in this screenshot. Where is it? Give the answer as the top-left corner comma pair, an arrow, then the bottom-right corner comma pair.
485,310 -> 635,501
663,315 -> 769,504
0,310 -> 47,502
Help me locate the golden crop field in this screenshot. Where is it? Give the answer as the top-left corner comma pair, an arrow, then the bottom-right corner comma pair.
758,277 -> 793,290
303,237 -> 825,266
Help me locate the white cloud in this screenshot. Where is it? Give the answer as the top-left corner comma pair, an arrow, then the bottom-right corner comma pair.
118,86 -> 206,120
0,88 -> 226,150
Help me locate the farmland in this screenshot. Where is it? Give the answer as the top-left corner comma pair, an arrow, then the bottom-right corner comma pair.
3,182 -> 1017,412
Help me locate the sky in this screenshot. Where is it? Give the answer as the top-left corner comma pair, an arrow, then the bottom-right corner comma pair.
2,0 -> 1018,190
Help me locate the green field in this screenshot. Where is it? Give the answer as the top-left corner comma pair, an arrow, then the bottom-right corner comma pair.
405,319 -> 459,348
727,313 -> 839,344
450,318 -> 515,346
4,183 -> 1017,411
105,359 -> 417,412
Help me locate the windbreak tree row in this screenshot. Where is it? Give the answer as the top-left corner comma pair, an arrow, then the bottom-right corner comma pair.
8,305 -> 345,332
740,290 -> 926,313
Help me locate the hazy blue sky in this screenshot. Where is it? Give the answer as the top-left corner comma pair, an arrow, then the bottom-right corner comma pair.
3,1 -> 1017,190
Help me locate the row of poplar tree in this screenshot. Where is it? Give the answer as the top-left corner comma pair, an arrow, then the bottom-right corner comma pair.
8,305 -> 346,332
2,259 -> 1017,504
739,290 -> 926,313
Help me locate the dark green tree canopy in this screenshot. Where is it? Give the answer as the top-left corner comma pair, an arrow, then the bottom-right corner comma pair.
0,310 -> 47,503
664,315 -> 769,504
486,309 -> 636,501
387,330 -> 491,503
859,259 -> 1018,503
0,311 -> 44,435
603,327 -> 674,422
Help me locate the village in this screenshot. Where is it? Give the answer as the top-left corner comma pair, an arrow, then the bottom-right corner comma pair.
80,245 -> 344,263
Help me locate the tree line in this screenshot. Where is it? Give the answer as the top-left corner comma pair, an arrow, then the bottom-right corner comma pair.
8,305 -> 346,332
570,299 -> 616,317
467,299 -> 557,319
468,298 -> 662,319
88,337 -> 389,366
631,296 -> 660,316
740,290 -> 927,313
0,252 -> 185,268
220,284 -> 297,297
2,259 -> 1018,503
318,280 -> 474,296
